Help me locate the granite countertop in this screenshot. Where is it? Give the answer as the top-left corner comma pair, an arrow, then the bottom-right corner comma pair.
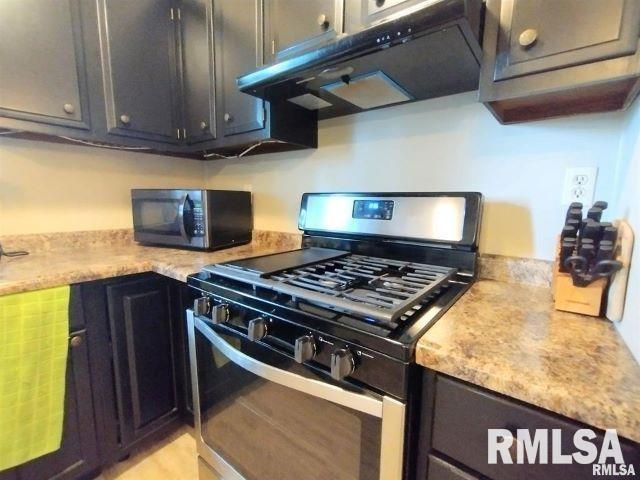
0,230 -> 301,296
417,279 -> 640,443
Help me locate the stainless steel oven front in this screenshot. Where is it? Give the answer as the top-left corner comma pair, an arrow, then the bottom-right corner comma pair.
186,309 -> 406,480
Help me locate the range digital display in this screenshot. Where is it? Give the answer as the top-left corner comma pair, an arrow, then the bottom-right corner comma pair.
352,200 -> 394,220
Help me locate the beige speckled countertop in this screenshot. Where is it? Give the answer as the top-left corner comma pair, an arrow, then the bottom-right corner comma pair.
2,229 -> 638,443
417,279 -> 640,443
0,230 -> 301,296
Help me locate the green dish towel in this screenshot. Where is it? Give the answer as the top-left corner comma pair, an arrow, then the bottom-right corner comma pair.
0,286 -> 70,472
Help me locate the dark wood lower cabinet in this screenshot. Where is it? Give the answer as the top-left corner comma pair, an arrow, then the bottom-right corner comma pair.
418,370 -> 640,480
83,273 -> 187,465
0,288 -> 100,480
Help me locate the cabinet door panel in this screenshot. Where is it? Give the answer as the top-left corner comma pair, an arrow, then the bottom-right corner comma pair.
214,0 -> 265,137
17,331 -> 100,480
97,0 -> 179,142
265,0 -> 343,62
0,0 -> 90,129
107,276 -> 178,450
180,0 -> 216,143
494,0 -> 640,81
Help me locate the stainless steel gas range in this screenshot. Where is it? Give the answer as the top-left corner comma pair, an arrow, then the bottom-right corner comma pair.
186,192 -> 482,480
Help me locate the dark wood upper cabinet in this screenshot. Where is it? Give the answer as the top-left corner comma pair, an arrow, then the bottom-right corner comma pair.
0,0 -> 91,130
179,0 -> 217,144
214,0 -> 266,137
493,0 -> 640,81
264,0 -> 344,62
479,0 -> 640,123
106,275 -> 179,452
96,0 -> 180,143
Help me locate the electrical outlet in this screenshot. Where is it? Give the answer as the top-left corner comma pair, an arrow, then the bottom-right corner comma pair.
562,167 -> 598,205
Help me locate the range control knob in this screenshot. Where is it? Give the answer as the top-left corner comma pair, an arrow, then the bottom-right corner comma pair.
294,335 -> 316,363
330,348 -> 355,381
211,303 -> 229,324
193,297 -> 210,316
247,316 -> 269,341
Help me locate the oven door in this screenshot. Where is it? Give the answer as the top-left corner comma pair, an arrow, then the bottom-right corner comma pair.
187,310 -> 406,480
131,189 -> 206,248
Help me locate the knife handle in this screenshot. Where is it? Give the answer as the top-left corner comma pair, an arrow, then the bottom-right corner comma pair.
587,207 -> 603,222
593,201 -> 608,211
565,208 -> 582,223
560,225 -> 576,240
559,242 -> 575,272
596,244 -> 614,262
579,244 -> 595,265
582,222 -> 600,241
602,226 -> 618,242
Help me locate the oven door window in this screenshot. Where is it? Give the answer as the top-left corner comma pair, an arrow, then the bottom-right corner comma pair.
194,326 -> 383,480
132,197 -> 192,236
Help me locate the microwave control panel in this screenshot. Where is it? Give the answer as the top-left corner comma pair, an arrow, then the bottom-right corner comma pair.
193,201 -> 205,236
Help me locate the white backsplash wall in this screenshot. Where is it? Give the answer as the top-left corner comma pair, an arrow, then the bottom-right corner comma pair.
613,97 -> 640,363
206,92 -> 624,260
0,138 -> 206,235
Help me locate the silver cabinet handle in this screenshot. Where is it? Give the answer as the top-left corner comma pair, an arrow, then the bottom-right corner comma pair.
191,311 -> 383,417
200,120 -> 208,130
223,113 -> 232,123
519,28 -> 538,47
63,103 -> 75,114
317,13 -> 329,29
120,114 -> 131,125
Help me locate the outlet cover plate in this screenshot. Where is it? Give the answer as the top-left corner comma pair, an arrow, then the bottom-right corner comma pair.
563,167 -> 598,205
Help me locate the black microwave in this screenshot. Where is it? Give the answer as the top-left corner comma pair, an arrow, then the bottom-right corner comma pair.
131,189 -> 252,250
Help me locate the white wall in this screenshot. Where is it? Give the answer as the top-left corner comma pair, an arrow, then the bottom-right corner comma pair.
613,99 -> 640,362
206,92 -> 624,260
0,138 -> 206,235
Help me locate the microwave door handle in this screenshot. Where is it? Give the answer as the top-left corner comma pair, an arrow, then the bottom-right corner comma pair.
190,311 -> 384,417
178,193 -> 189,239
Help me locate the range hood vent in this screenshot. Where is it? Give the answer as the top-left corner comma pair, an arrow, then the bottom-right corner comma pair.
238,0 -> 483,120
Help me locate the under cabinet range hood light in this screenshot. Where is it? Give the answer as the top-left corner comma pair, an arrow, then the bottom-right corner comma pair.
321,71 -> 412,110
238,0 -> 483,120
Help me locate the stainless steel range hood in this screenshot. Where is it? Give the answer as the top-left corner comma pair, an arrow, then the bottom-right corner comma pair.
237,0 -> 483,120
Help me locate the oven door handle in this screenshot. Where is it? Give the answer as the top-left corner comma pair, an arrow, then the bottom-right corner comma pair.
193,312 -> 385,417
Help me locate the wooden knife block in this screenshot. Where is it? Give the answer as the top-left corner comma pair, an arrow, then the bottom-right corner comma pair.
552,240 -> 608,317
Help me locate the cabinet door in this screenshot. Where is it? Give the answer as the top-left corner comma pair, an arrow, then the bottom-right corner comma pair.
344,0 -> 431,34
180,0 -> 216,144
106,276 -> 178,451
493,0 -> 640,81
214,0 -> 265,137
264,0 -> 344,62
0,0 -> 91,130
16,331 -> 100,480
97,0 -> 180,143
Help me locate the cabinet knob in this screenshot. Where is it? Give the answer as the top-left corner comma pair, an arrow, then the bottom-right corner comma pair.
69,335 -> 82,348
200,120 -> 208,131
63,103 -> 75,114
375,0 -> 385,7
317,13 -> 330,29
120,114 -> 131,125
223,113 -> 233,123
518,28 -> 538,48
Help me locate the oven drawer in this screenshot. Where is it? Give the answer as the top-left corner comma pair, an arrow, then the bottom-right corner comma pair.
431,376 -> 640,480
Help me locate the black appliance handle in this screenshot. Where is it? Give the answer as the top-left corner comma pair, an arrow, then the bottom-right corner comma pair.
178,193 -> 190,240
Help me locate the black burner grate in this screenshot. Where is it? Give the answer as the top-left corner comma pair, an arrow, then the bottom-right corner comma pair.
266,254 -> 455,324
